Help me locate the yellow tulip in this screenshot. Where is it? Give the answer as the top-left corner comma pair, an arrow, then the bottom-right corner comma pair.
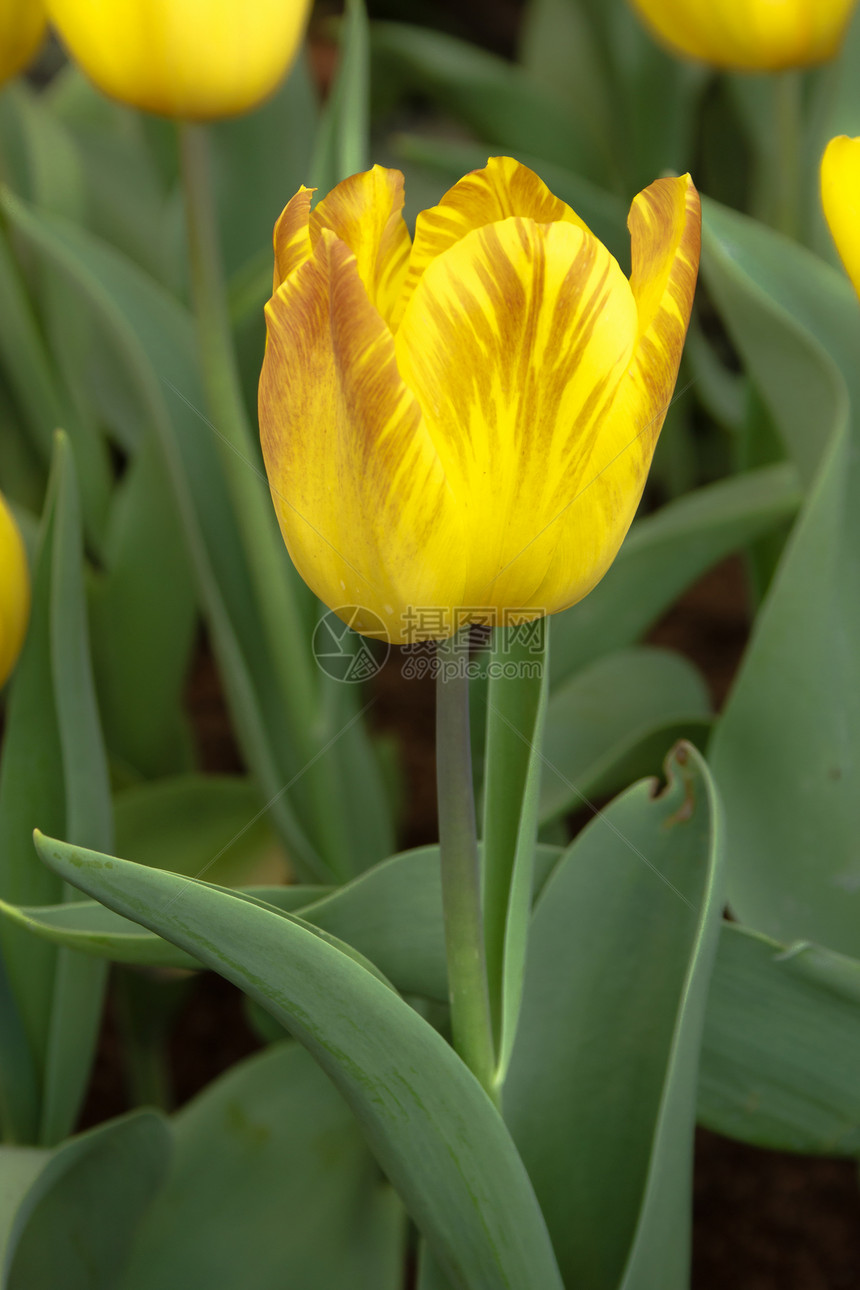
259,159 -> 700,644
0,493 -> 30,687
0,0 -> 46,85
821,135 -> 860,298
46,0 -> 311,120
628,0 -> 856,70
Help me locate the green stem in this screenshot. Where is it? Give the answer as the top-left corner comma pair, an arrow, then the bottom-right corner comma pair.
772,70 -> 801,240
178,122 -> 350,876
436,631 -> 497,1104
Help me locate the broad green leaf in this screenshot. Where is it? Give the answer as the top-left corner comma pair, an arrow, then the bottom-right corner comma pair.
541,646 -> 711,823
35,833 -> 564,1290
0,1110 -> 170,1288
119,1043 -> 404,1290
312,0 -> 369,195
371,22 -> 602,178
0,186 -> 326,881
703,200 -> 860,956
550,463 -> 800,685
504,744 -> 724,1290
481,625 -> 549,1082
2,845 -> 563,996
0,435 -> 111,1145
699,923 -> 860,1155
89,431 -> 197,780
113,775 -> 287,886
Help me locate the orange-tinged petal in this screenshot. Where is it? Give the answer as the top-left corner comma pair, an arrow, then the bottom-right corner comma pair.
821,135 -> 860,299
260,231 -> 463,643
47,0 -> 311,119
0,492 -> 30,687
629,0 -> 855,70
0,0 -> 46,85
273,186 -> 315,290
307,166 -> 412,326
395,156 -> 593,326
395,214 -> 639,616
525,174 -> 700,617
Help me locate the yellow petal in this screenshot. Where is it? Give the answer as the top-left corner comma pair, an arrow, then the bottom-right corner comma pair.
260,230 -> 463,644
395,214 -> 639,616
46,0 -> 311,119
0,492 -> 30,688
520,173 -> 701,616
629,0 -> 855,70
273,186 -> 315,291
0,0 -> 46,85
307,166 -> 412,326
395,156 -> 592,327
821,135 -> 860,299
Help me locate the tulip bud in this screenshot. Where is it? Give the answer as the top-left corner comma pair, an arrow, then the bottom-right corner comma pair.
259,159 -> 700,644
821,135 -> 860,299
0,493 -> 30,688
0,0 -> 46,86
46,0 -> 312,120
628,0 -> 856,71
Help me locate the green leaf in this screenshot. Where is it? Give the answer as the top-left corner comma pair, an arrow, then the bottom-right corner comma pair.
371,22 -> 602,178
0,434 -> 111,1144
312,0 -> 369,194
119,1043 -> 405,1290
89,431 -> 197,780
35,833 -> 564,1290
0,186 -> 326,881
481,625 -> 549,1082
540,646 -> 712,823
699,922 -> 860,1155
703,200 -> 860,957
0,1110 -> 170,1288
550,463 -> 801,685
504,744 -> 724,1290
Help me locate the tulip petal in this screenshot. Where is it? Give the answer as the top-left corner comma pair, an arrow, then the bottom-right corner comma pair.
526,174 -> 700,616
273,186 -> 314,289
260,231 -> 463,643
305,167 -> 412,326
395,157 -> 592,325
395,214 -> 639,615
821,135 -> 860,300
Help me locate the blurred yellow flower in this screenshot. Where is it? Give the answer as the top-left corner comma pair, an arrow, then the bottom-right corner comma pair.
628,0 -> 856,70
0,0 -> 46,85
821,135 -> 860,298
46,0 -> 311,119
0,493 -> 30,688
259,159 -> 700,644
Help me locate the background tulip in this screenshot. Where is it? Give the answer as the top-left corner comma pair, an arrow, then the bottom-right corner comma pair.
46,0 -> 312,119
0,492 -> 30,688
0,0 -> 46,85
259,159 -> 700,644
628,0 -> 857,70
821,135 -> 860,298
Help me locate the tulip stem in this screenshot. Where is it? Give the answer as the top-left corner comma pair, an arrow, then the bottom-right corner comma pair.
178,122 -> 348,875
772,70 -> 801,240
436,631 -> 498,1106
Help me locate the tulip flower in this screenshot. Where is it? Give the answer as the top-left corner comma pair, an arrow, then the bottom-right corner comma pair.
46,0 -> 312,119
628,0 -> 856,70
0,492 -> 30,688
0,0 -> 46,85
259,159 -> 700,644
821,135 -> 860,299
